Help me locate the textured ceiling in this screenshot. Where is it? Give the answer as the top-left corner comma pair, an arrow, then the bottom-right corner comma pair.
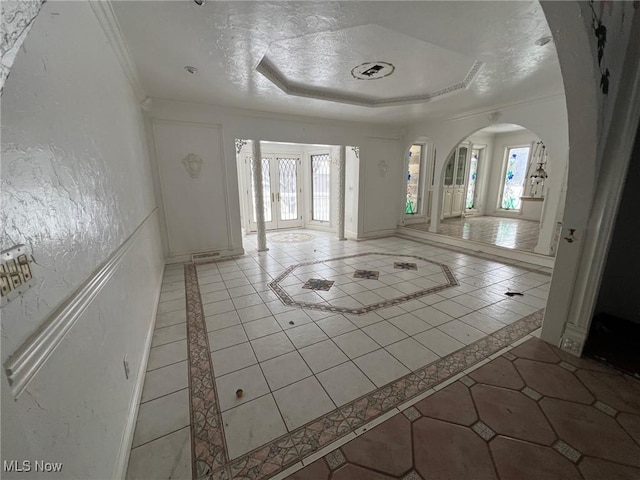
112,1 -> 564,125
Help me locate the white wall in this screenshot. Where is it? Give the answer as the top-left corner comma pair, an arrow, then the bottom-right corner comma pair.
1,3 -> 163,478
147,99 -> 402,246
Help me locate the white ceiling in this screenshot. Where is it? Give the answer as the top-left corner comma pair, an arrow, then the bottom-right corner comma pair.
476,123 -> 528,134
112,1 -> 564,126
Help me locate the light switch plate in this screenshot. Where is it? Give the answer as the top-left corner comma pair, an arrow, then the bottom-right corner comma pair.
1,244 -> 35,308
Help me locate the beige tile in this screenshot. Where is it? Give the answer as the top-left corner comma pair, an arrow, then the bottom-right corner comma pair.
152,323 -> 187,347
141,361 -> 188,403
251,332 -> 296,362
132,389 -> 189,447
362,320 -> 408,346
211,342 -> 257,377
414,328 -> 464,357
354,348 -> 410,387
261,351 -> 313,391
222,394 -> 287,460
285,323 -> 329,349
208,325 -> 248,351
216,364 -> 270,411
299,339 -> 349,373
385,337 -> 439,371
147,340 -> 187,371
332,329 -> 379,359
317,361 -> 376,406
126,427 -> 191,480
273,377 -> 335,430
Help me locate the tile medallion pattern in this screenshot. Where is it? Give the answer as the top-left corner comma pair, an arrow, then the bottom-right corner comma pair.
269,253 -> 458,315
353,270 -> 380,280
185,252 -> 544,480
302,279 -> 335,291
394,262 -> 418,271
269,233 -> 315,244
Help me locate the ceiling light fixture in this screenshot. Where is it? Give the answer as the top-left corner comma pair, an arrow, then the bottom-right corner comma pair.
535,36 -> 553,47
351,61 -> 395,80
184,66 -> 198,74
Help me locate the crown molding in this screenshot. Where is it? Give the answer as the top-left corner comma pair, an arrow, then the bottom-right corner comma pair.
257,56 -> 483,108
89,0 -> 145,102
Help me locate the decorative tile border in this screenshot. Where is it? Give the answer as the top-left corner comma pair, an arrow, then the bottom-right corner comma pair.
185,264 -> 227,478
268,252 -> 458,315
185,257 -> 544,480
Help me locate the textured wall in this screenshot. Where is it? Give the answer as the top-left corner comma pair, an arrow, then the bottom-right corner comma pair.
1,2 -> 163,478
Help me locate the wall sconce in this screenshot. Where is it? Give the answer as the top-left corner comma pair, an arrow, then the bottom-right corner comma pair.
378,160 -> 389,176
182,153 -> 204,178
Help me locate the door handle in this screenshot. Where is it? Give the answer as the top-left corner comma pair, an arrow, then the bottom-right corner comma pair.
271,193 -> 275,202
277,192 -> 281,202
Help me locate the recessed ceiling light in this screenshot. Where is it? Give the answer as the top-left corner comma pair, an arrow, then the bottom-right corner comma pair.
535,36 -> 553,47
184,66 -> 198,74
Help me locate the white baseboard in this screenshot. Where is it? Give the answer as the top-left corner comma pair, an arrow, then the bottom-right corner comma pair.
358,228 -> 398,240
113,270 -> 164,479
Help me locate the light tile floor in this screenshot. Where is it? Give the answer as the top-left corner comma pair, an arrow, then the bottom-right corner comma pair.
127,230 -> 553,479
406,215 -> 545,254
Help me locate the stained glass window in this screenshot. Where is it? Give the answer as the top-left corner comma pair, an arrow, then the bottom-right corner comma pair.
500,146 -> 531,210
406,144 -> 424,215
311,154 -> 330,222
466,150 -> 479,209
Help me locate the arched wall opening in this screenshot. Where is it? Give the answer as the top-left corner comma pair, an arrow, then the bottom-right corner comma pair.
421,123 -> 565,256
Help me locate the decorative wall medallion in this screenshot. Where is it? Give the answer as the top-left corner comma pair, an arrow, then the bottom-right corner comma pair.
351,61 -> 395,80
351,146 -> 360,159
394,262 -> 418,271
181,153 -> 204,178
353,270 -> 379,280
302,279 -> 335,291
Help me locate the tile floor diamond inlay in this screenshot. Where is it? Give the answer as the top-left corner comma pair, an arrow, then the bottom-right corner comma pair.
394,262 -> 418,271
353,269 -> 380,280
269,253 -> 457,314
302,278 -> 335,291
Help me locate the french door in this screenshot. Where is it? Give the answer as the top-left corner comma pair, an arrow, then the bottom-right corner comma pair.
442,144 -> 470,218
249,154 -> 302,230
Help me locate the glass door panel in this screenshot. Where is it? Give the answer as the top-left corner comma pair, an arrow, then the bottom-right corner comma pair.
455,147 -> 468,186
444,154 -> 455,186
278,157 -> 299,221
466,150 -> 479,209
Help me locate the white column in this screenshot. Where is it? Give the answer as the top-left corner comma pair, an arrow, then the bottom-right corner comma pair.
338,145 -> 347,240
252,140 -> 268,252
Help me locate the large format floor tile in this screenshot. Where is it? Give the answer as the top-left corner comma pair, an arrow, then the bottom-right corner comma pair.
128,230 -> 563,480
